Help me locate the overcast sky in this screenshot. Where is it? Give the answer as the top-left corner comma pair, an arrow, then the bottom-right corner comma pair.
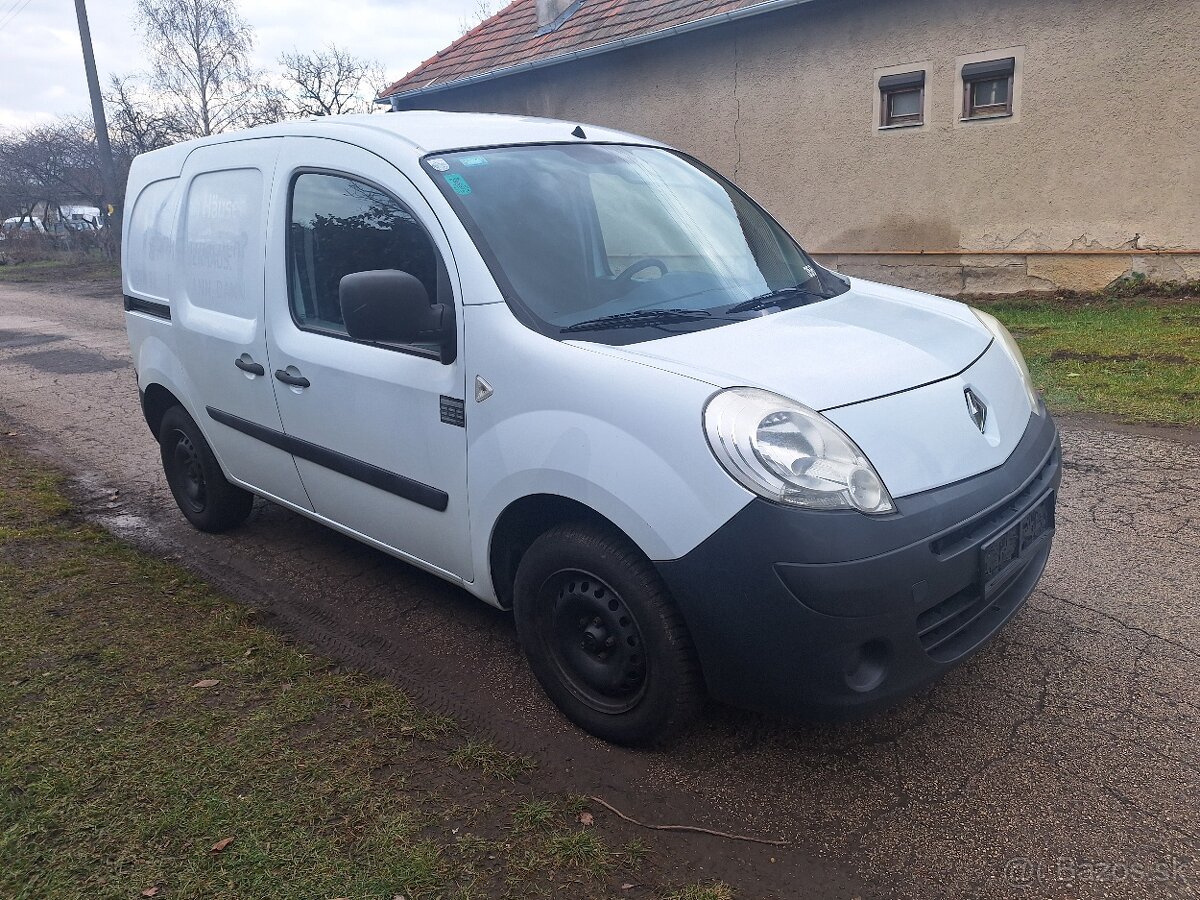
0,0 -> 481,128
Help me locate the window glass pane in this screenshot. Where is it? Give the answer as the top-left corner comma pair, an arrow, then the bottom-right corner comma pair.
426,145 -> 824,331
288,173 -> 439,337
972,77 -> 1009,109
127,177 -> 179,301
590,172 -> 760,281
889,89 -> 921,119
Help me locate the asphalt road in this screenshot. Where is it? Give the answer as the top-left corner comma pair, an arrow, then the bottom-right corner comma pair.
0,276 -> 1196,899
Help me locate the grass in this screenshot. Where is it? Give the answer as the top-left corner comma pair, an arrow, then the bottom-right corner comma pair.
449,740 -> 538,780
981,293 -> 1200,427
0,440 -> 729,899
511,799 -> 558,833
663,884 -> 735,900
0,254 -> 118,283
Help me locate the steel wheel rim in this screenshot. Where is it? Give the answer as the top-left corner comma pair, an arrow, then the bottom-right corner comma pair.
538,568 -> 649,714
169,429 -> 206,513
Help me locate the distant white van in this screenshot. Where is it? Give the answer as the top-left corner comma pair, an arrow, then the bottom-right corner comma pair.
122,112 -> 1060,744
60,205 -> 103,228
1,215 -> 46,236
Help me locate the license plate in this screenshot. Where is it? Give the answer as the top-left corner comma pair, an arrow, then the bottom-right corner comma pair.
980,492 -> 1054,590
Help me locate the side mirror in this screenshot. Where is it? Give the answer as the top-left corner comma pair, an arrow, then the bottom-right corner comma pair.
340,270 -> 447,344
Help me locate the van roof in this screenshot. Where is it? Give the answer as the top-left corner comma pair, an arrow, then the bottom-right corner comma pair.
163,110 -> 662,157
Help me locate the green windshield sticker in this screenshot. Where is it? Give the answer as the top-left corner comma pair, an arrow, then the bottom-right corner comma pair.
461,156 -> 489,167
444,173 -> 472,195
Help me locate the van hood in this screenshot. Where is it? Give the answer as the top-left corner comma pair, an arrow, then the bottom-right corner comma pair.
581,278 -> 992,411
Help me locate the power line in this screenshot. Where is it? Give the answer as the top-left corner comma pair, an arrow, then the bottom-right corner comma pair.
0,0 -> 33,32
0,0 -> 36,33
0,0 -> 23,25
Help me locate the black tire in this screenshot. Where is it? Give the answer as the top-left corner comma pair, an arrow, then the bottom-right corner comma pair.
513,522 -> 704,746
158,405 -> 253,533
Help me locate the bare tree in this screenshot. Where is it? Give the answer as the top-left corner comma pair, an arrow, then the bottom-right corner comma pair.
105,76 -> 189,157
136,0 -> 281,137
458,0 -> 501,35
0,121 -> 102,217
0,97 -> 180,250
278,44 -> 388,116
0,119 -> 121,258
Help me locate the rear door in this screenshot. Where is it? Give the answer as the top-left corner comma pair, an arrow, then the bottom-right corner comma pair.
174,140 -> 311,510
263,137 -> 470,579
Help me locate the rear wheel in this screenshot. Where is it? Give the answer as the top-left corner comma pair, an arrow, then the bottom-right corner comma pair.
513,522 -> 703,745
158,405 -> 253,533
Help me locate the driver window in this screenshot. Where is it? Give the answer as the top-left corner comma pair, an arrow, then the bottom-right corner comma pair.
288,172 -> 445,349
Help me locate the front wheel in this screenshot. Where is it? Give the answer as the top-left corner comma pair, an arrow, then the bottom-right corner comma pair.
513,523 -> 703,746
158,405 -> 253,533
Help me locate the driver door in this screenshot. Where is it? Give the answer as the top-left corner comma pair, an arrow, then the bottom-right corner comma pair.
263,138 -> 471,580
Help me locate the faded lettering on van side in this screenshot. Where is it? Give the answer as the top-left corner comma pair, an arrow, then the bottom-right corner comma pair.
183,168 -> 262,317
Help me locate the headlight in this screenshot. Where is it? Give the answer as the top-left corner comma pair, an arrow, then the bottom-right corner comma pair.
971,308 -> 1043,415
704,387 -> 895,514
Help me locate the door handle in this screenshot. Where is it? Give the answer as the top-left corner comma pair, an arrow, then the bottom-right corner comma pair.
274,369 -> 310,388
234,357 -> 265,376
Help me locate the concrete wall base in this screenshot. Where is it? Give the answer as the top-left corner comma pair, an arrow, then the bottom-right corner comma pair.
810,252 -> 1200,295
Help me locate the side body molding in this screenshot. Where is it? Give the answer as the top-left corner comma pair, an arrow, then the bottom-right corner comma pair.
206,406 -> 450,512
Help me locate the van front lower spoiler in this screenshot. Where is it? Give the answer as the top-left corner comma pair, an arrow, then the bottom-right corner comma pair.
654,411 -> 1061,717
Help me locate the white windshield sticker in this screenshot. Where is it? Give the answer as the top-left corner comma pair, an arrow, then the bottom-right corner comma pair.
428,158 -> 450,172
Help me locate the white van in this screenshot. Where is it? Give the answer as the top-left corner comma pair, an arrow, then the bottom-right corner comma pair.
122,112 -> 1060,745
1,215 -> 47,237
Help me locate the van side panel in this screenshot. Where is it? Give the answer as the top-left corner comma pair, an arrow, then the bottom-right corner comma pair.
162,140 -> 312,510
124,163 -> 186,430
463,304 -> 753,604
181,168 -> 264,320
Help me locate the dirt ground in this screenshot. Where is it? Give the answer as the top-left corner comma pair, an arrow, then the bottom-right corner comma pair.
1,443 -> 758,899
0,274 -> 1196,899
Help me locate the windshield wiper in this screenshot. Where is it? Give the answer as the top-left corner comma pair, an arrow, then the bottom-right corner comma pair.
725,285 -> 831,315
560,308 -> 714,333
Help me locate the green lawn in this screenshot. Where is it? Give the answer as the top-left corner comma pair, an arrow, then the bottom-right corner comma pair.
0,442 -> 731,900
983,296 -> 1200,428
0,256 -> 118,283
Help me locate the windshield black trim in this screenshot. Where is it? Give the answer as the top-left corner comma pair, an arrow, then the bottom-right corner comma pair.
560,307 -> 727,333
725,285 -> 834,315
420,143 -> 843,344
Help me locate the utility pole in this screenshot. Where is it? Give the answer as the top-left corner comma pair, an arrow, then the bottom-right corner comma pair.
73,0 -> 121,232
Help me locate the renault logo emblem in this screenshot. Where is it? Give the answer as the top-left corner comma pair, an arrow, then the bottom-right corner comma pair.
964,388 -> 987,433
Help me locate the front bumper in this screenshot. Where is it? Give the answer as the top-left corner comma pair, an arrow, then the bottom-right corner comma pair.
655,411 -> 1061,716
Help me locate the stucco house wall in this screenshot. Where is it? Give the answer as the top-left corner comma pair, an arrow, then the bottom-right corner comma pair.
392,0 -> 1200,293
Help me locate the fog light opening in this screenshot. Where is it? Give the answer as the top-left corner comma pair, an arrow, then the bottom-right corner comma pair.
844,639 -> 889,693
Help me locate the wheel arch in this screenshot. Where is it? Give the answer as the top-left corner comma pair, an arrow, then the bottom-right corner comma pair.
141,382 -> 182,437
488,493 -> 632,610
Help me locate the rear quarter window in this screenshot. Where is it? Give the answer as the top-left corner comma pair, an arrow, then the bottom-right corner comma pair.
126,177 -> 179,301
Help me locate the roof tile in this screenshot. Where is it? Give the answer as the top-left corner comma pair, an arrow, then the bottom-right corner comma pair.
382,0 -> 762,97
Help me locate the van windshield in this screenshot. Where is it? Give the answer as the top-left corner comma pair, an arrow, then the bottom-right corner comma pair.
423,144 -> 847,344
